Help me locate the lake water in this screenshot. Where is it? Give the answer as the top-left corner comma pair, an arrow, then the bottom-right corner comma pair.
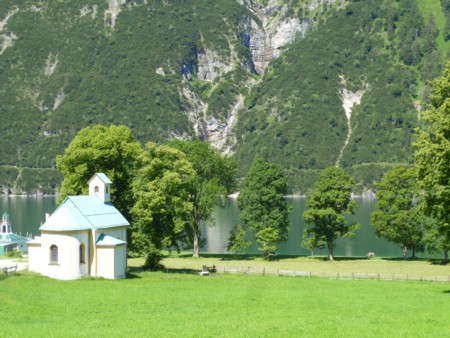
1,195 -> 404,257
202,196 -> 402,257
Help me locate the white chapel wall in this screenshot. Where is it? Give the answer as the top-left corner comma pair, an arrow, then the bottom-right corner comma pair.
114,245 -> 127,279
96,247 -> 115,279
39,231 -> 89,280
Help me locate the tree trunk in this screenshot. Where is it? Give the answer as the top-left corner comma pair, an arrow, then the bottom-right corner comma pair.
403,244 -> 407,260
327,241 -> 334,261
193,230 -> 200,258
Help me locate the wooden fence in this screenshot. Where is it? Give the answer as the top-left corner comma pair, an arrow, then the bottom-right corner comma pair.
166,266 -> 450,283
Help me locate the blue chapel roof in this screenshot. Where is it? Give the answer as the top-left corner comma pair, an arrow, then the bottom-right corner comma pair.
96,233 -> 127,247
40,195 -> 129,232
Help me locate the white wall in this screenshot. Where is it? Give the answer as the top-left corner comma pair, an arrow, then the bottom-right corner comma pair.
96,245 -> 126,279
30,229 -> 127,280
37,231 -> 89,280
96,247 -> 115,279
88,175 -> 110,202
28,242 -> 42,274
114,245 -> 127,279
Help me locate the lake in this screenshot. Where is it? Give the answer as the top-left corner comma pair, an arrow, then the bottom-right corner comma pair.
202,196 -> 402,257
1,195 -> 405,258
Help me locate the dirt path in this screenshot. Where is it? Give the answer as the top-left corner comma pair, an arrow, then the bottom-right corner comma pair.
0,258 -> 27,271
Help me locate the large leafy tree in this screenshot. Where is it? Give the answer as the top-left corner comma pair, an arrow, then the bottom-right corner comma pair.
168,140 -> 237,258
131,142 -> 196,270
414,61 -> 450,261
236,158 -> 290,258
56,125 -> 143,220
370,166 -> 423,259
303,167 -> 358,260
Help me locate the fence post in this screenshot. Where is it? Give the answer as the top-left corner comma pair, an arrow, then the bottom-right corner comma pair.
263,267 -> 265,276
352,272 -> 354,280
337,272 -> 339,280
277,269 -> 279,276
248,266 -> 250,274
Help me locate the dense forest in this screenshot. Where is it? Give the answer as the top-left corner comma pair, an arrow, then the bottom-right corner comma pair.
0,0 -> 449,194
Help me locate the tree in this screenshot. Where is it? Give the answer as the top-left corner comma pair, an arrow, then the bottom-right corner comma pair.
414,61 -> 450,261
236,158 -> 290,258
227,224 -> 251,255
56,125 -> 143,221
303,167 -> 358,260
168,140 -> 237,258
370,166 -> 423,259
131,142 -> 196,270
301,228 -> 326,257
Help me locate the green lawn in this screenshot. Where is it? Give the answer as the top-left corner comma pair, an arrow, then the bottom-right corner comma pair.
2,269 -> 450,337
149,253 -> 450,278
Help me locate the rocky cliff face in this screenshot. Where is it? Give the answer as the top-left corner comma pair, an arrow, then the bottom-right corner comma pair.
241,0 -> 343,73
0,0 -> 343,156
244,0 -> 311,73
191,0 -> 344,153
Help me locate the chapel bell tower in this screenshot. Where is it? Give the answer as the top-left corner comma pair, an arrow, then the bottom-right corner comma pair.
88,173 -> 112,203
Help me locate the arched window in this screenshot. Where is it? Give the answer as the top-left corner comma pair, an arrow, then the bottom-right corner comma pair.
79,244 -> 85,263
50,244 -> 58,264
94,186 -> 99,193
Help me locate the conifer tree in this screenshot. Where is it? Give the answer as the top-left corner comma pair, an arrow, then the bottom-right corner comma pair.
236,158 -> 290,258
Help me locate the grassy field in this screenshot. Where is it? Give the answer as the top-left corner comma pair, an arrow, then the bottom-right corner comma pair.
148,253 -> 450,278
2,255 -> 450,337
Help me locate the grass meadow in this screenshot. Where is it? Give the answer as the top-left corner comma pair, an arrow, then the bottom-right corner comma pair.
157,253 -> 450,277
2,255 -> 450,337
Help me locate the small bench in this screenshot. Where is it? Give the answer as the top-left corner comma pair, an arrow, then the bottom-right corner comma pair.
199,265 -> 216,276
2,264 -> 18,275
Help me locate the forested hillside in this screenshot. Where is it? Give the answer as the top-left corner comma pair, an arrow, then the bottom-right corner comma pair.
0,0 -> 448,194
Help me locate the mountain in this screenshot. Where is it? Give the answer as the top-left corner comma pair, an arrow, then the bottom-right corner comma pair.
0,0 -> 448,194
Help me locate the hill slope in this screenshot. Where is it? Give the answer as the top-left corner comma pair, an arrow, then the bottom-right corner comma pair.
0,0 -> 448,194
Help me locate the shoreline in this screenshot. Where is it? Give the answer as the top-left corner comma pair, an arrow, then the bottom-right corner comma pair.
229,191 -> 377,199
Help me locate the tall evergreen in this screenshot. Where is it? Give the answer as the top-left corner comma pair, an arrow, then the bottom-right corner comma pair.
236,158 -> 290,258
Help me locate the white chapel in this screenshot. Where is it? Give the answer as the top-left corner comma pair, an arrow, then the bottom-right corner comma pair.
28,173 -> 129,280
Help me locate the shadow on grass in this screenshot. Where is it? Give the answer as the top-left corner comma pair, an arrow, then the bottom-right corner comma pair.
127,266 -> 201,276
383,257 -> 449,265
441,290 -> 450,294
0,272 -> 22,281
429,259 -> 449,266
163,268 -> 199,274
269,255 -> 370,262
126,267 -> 142,279
165,252 -> 449,264
384,257 -> 427,262
170,252 -> 259,261
169,253 -> 378,261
